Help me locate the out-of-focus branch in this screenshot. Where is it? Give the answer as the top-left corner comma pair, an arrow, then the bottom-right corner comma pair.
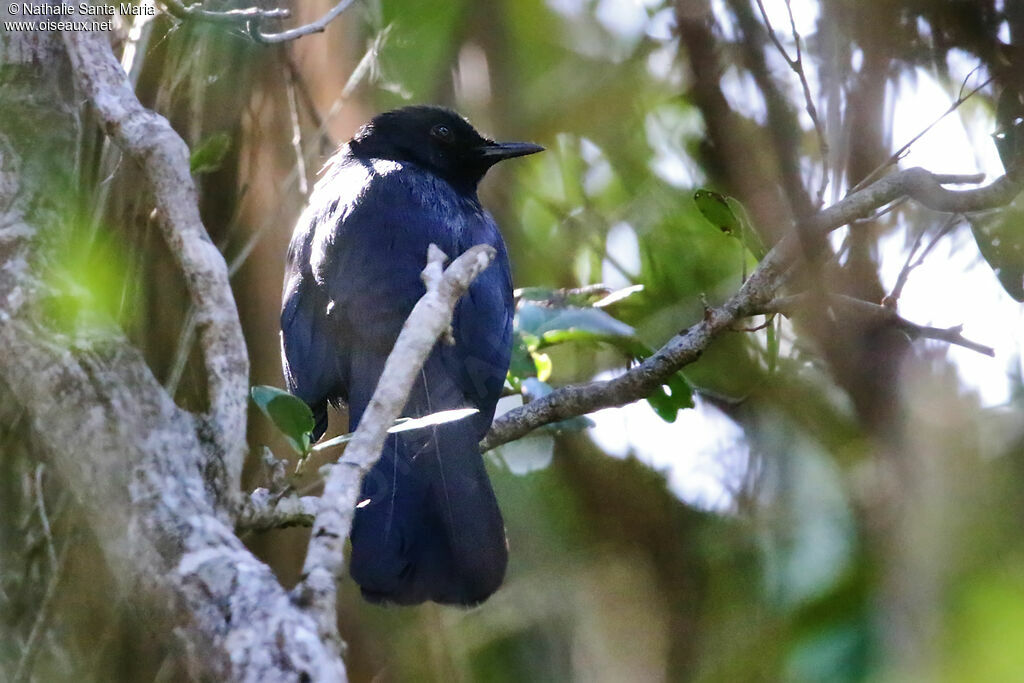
292,244 -> 495,651
753,0 -> 829,207
62,8 -> 249,497
482,167 -> 1021,451
761,293 -> 995,357
250,0 -> 357,43
884,213 -> 961,308
847,75 -> 995,196
159,0 -> 355,43
159,0 -> 289,24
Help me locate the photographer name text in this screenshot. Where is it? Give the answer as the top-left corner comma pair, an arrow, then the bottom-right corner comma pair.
11,3 -> 155,17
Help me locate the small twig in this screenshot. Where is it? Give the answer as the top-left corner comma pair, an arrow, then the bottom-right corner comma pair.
732,315 -> 774,333
283,52 -> 336,156
760,293 -> 995,356
847,74 -> 996,196
885,213 -> 961,307
259,446 -> 290,493
164,310 -> 197,397
159,0 -> 289,25
32,464 -> 58,571
849,195 -> 910,226
13,536 -> 70,683
754,0 -> 829,207
292,244 -> 496,651
283,56 -> 310,196
236,488 -> 319,534
250,0 -> 357,44
160,0 -> 355,44
908,322 -> 994,356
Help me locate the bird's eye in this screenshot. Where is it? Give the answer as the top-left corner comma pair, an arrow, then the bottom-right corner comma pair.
430,124 -> 454,143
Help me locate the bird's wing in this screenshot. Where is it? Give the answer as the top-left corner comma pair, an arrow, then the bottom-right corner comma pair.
282,159 -> 513,438
443,216 -> 514,431
340,166 -> 512,429
280,203 -> 344,438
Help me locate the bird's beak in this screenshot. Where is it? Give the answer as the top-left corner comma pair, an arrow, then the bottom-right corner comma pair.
477,141 -> 545,162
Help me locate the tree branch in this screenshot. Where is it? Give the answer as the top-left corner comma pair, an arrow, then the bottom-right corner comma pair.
159,0 -> 289,24
761,293 -> 995,357
292,244 -> 496,651
482,166 -> 1022,451
250,0 -> 357,44
753,0 -> 829,207
2,17 -> 345,680
61,5 -> 249,498
159,0 -> 358,44
236,488 -> 319,533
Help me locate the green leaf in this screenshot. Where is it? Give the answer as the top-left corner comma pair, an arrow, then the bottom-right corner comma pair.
251,385 -> 314,456
994,87 -> 1024,172
626,341 -> 695,422
190,132 -> 232,175
969,210 -> 1024,302
645,374 -> 696,423
694,189 -> 742,234
646,385 -> 679,422
694,189 -> 766,259
517,303 -> 635,347
533,351 -> 553,382
993,119 -> 1024,173
515,284 -> 644,308
507,330 -> 538,386
513,304 -> 695,423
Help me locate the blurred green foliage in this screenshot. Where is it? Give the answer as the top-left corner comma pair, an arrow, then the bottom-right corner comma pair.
6,0 -> 1024,681
39,215 -> 138,338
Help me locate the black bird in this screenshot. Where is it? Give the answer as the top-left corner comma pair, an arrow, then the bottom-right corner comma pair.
280,106 -> 543,605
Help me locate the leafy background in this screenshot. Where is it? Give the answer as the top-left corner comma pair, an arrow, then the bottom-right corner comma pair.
4,0 -> 1024,681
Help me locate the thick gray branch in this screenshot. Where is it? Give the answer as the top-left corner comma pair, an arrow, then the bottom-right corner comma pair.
482,167 -> 1023,450
61,3 -> 249,495
2,19 -> 343,681
0,330 -> 345,681
292,244 -> 495,650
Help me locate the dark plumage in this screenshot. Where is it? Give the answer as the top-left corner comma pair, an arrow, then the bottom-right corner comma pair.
280,106 -> 542,605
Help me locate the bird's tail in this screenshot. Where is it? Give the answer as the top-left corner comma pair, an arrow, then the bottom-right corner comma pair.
347,358 -> 507,606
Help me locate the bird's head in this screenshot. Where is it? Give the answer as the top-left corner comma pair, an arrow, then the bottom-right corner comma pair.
349,106 -> 544,192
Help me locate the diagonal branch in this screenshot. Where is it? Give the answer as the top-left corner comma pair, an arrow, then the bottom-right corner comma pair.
250,0 -> 358,44
158,0 -> 356,44
761,293 -> 995,357
1,22 -> 343,676
61,5 -> 249,497
753,0 -> 829,207
292,244 -> 496,650
158,0 -> 289,24
481,166 -> 1024,451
